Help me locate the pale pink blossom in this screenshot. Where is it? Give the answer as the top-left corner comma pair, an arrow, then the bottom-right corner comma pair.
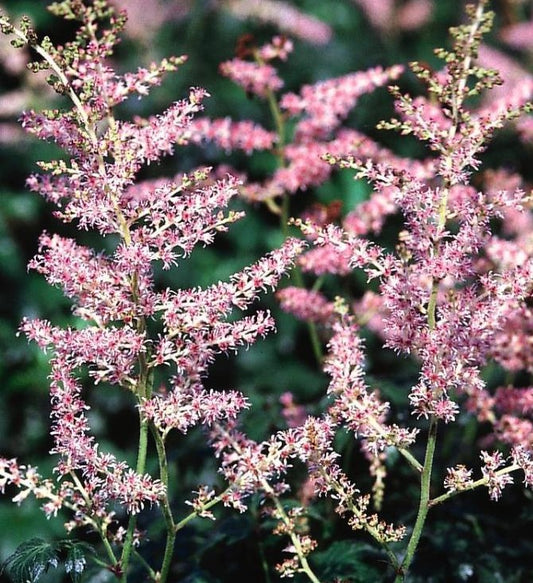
490,306 -> 533,373
480,451 -> 514,500
512,446 -> 533,488
397,0 -> 432,31
495,415 -> 533,450
141,388 -> 250,438
110,0 -> 192,41
353,0 -> 433,33
281,65 -> 404,140
277,286 -> 335,325
444,465 -> 474,492
257,35 -> 294,62
516,117 -> 533,144
209,421 -> 293,512
226,0 -> 332,45
219,58 -> 283,98
351,291 -> 387,334
189,117 -> 277,154
352,0 -> 394,31
279,392 -> 308,428
500,20 -> 533,51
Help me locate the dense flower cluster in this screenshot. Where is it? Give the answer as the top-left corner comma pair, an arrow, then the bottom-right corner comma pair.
0,3 -> 304,580
201,1 -> 533,575
284,416 -> 407,544
290,6 -> 533,436
208,35 -> 411,203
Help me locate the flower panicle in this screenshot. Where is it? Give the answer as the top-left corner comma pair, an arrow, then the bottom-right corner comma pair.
4,0 -> 306,538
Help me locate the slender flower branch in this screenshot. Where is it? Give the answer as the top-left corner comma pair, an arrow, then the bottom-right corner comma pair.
174,490 -> 229,532
429,464 -> 519,507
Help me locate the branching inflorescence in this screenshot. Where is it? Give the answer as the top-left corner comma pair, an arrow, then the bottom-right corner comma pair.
0,2 -> 304,581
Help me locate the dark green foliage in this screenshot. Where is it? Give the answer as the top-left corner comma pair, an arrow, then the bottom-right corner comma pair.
407,502 -> 533,582
2,538 -> 59,583
2,539 -> 95,583
310,540 -> 388,582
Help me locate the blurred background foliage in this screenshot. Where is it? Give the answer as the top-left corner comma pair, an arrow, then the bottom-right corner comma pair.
0,0 -> 533,581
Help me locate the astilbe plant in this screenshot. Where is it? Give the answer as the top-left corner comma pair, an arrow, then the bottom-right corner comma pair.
177,0 -> 533,581
1,0 -> 533,582
0,2 -> 304,582
276,1 -> 533,580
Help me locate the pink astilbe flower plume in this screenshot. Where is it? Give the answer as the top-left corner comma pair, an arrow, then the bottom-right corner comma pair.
283,7 -> 533,573
353,0 -> 433,35
301,2 -> 533,430
219,36 -> 290,99
280,65 -> 404,141
225,0 -> 332,45
0,2 -> 304,578
193,37 -> 417,206
189,117 -> 277,154
277,286 -> 336,325
325,317 -> 419,452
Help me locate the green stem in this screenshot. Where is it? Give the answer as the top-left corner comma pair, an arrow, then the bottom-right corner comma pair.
263,65 -> 290,240
151,429 -> 176,583
281,190 -> 291,239
290,266 -> 324,364
398,448 -> 423,474
119,407 -> 149,582
394,417 -> 438,582
251,501 -> 272,583
119,353 -> 151,581
158,523 -> 176,583
131,548 -> 157,580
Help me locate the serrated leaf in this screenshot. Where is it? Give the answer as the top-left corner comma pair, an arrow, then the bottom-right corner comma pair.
2,538 -> 60,583
63,541 -> 94,583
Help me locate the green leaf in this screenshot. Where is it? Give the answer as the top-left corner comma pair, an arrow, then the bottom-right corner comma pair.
63,541 -> 94,583
1,538 -> 96,583
2,538 -> 60,583
311,540 -> 385,582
